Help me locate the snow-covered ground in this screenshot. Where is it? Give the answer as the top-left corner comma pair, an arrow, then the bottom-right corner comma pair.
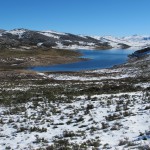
54,34 -> 150,49
54,43 -> 95,50
39,31 -> 60,39
37,65 -> 140,81
6,29 -> 27,38
0,91 -> 149,150
41,30 -> 67,36
91,35 -> 150,48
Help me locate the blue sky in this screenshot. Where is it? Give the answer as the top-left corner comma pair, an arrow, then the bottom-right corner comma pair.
0,0 -> 150,36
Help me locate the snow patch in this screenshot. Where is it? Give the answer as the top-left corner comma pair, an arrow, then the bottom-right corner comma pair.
6,29 -> 27,38
42,30 -> 66,35
39,31 -> 60,39
91,35 -> 150,48
0,92 -> 149,149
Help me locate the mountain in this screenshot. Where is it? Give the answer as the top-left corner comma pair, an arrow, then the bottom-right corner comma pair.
0,28 -> 150,50
91,35 -> 150,48
0,28 -> 111,50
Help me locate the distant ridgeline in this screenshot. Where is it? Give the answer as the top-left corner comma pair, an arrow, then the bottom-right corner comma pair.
129,47 -> 150,58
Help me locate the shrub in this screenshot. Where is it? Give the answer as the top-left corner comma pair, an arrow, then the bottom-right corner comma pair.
63,130 -> 76,138
101,122 -> 109,129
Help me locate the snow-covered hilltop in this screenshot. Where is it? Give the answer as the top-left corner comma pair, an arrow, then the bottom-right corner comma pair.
0,28 -> 150,50
91,35 -> 150,48
0,28 -> 110,50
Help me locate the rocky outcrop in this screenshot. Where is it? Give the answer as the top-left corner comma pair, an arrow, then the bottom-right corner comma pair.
129,47 -> 150,57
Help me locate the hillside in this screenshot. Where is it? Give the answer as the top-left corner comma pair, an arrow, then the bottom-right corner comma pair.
1,28 -> 150,50
0,29 -> 150,149
0,45 -> 149,149
0,28 -> 111,50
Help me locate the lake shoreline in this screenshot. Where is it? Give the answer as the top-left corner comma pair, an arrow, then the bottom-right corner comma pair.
0,48 -> 83,71
29,49 -> 136,72
0,47 -> 140,72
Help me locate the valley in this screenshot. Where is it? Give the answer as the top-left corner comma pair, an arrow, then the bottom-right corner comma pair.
0,29 -> 150,150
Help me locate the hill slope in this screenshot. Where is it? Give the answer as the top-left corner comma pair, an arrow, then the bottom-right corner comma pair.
1,28 -> 150,50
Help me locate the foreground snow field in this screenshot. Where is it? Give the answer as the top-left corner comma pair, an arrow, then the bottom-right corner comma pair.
0,92 -> 149,150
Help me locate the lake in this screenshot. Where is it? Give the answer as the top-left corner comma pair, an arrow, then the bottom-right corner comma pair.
30,49 -> 135,72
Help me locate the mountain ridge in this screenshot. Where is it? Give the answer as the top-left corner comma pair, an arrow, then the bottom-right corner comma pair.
1,28 -> 150,50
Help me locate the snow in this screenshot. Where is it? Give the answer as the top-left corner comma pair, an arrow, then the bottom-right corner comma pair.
91,35 -> 150,48
2,28 -> 150,49
54,42 -> 95,50
122,35 -> 150,47
6,29 -> 27,38
53,34 -> 150,49
78,34 -> 88,38
64,40 -> 72,42
46,67 -> 136,81
37,42 -> 43,46
55,42 -> 64,49
0,92 -> 149,149
47,74 -> 129,81
134,82 -> 150,88
90,35 -> 101,40
0,53 -> 149,149
39,31 -> 60,39
39,30 -> 67,39
3,87 -> 30,91
42,30 -> 66,35
14,58 -> 24,61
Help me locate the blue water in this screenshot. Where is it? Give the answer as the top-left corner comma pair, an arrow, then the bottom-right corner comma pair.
30,49 -> 135,72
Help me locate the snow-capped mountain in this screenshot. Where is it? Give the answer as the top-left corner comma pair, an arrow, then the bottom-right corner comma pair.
92,35 -> 150,48
122,35 -> 150,47
0,28 -> 111,50
91,35 -> 150,48
0,28 -> 150,50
